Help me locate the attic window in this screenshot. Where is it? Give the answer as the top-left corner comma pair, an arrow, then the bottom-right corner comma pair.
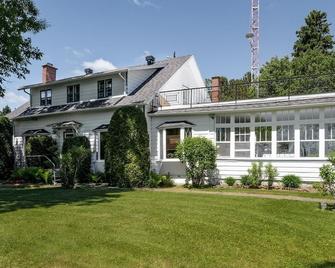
97,79 -> 113,98
67,84 -> 80,103
40,89 -> 52,106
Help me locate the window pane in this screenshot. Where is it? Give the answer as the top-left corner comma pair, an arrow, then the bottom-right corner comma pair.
325,108 -> 335,119
255,143 -> 272,157
325,141 -> 335,156
74,85 -> 80,102
255,112 -> 272,122
300,109 -> 319,120
277,142 -> 294,155
235,151 -> 250,157
300,141 -> 319,157
184,127 -> 192,138
105,79 -> 112,97
166,128 -> 180,158
277,111 -> 295,121
217,143 -> 230,157
216,115 -> 230,124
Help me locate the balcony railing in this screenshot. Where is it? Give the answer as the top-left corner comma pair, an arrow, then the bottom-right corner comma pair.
150,73 -> 335,111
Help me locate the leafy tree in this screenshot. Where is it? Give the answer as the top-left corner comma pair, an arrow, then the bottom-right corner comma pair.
105,106 -> 150,187
61,146 -> 91,188
293,10 -> 334,57
0,116 -> 14,179
25,135 -> 59,169
0,0 -> 47,96
175,137 -> 216,187
62,136 -> 91,182
1,105 -> 11,116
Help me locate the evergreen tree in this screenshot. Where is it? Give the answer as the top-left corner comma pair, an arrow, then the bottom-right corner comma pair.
0,116 -> 14,179
1,105 -> 11,116
293,10 -> 334,57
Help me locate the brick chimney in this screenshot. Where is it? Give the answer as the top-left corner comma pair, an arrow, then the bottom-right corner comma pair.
211,76 -> 221,103
42,63 -> 57,83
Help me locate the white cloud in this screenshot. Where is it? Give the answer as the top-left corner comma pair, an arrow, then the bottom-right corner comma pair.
132,0 -> 159,8
82,58 -> 117,72
134,50 -> 152,64
0,90 -> 29,110
65,46 -> 92,58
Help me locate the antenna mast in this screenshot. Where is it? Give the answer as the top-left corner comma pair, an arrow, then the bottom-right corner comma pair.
246,0 -> 260,96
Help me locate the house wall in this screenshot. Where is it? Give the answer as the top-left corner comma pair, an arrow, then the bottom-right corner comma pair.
127,68 -> 157,94
30,74 -> 125,107
150,106 -> 335,183
14,109 -> 114,171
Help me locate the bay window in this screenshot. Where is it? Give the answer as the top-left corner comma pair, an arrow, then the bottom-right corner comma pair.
300,124 -> 319,157
166,128 -> 180,158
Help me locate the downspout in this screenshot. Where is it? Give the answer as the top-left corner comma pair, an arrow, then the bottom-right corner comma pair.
23,88 -> 32,106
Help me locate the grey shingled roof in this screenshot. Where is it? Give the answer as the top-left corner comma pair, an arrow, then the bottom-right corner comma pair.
14,55 -> 191,119
150,94 -> 335,116
6,101 -> 30,120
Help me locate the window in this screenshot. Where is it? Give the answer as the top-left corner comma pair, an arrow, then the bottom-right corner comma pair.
184,127 -> 192,138
216,127 -> 230,157
277,111 -> 295,121
67,84 -> 80,103
277,125 -> 294,156
255,126 -> 272,157
300,109 -> 319,120
97,79 -> 113,98
40,89 -> 52,106
216,115 -> 230,124
166,128 -> 180,158
99,132 -> 108,160
235,114 -> 250,124
63,129 -> 75,140
255,112 -> 272,123
325,107 -> 335,119
235,127 -> 250,157
325,123 -> 335,156
300,124 -> 319,157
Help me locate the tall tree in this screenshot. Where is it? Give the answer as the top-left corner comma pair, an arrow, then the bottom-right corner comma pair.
293,10 -> 334,57
0,116 -> 14,179
1,105 -> 11,116
0,0 -> 46,97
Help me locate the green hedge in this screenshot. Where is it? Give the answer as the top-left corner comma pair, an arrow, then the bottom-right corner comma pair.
62,136 -> 91,182
105,106 -> 150,187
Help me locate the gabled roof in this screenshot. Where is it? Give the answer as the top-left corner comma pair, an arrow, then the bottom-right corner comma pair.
14,55 -> 191,119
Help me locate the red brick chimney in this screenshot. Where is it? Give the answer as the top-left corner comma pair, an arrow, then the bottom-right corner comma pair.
211,76 -> 221,103
42,63 -> 57,83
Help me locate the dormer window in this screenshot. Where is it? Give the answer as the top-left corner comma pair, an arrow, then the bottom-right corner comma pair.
97,79 -> 113,98
40,89 -> 52,106
67,84 -> 80,103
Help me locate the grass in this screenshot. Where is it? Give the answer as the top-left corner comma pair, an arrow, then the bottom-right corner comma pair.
0,187 -> 334,267
192,186 -> 334,199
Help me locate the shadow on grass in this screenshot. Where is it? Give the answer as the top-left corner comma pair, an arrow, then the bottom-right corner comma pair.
0,186 -> 132,214
309,261 -> 335,268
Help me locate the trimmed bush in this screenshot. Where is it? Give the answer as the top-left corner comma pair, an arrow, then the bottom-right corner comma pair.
25,135 -> 59,169
0,116 -> 14,179
11,167 -> 52,184
175,137 -> 216,187
224,177 -> 236,186
105,106 -> 150,188
264,163 -> 278,189
62,136 -> 91,182
247,162 -> 263,188
61,146 -> 91,188
282,175 -> 302,189
240,175 -> 253,187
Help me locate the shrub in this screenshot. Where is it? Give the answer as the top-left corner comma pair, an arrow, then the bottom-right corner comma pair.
25,135 -> 59,169
89,172 -> 106,184
105,106 -> 150,188
11,167 -> 52,184
147,172 -> 174,188
0,116 -> 14,179
264,163 -> 278,189
282,175 -> 302,189
175,137 -> 216,187
224,177 -> 236,186
247,162 -> 263,188
62,136 -> 91,182
240,175 -> 253,187
319,164 -> 335,197
61,146 -> 91,188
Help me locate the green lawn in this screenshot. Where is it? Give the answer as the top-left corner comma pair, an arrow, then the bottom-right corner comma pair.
192,186 -> 334,199
0,187 -> 334,268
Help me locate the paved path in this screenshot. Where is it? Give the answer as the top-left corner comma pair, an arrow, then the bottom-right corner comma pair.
153,188 -> 334,203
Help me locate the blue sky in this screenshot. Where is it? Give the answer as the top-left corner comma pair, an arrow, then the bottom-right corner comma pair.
1,0 -> 335,110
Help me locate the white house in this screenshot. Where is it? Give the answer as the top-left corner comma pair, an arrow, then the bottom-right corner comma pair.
10,54 -> 335,183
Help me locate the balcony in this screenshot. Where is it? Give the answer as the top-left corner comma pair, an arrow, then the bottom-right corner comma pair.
150,73 -> 335,111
